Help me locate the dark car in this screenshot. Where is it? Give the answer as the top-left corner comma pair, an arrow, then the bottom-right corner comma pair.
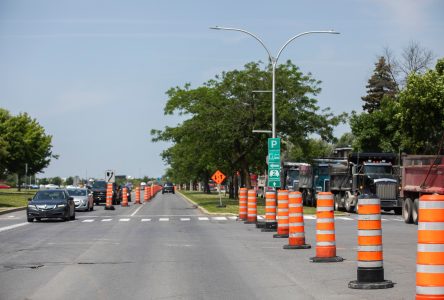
91,180 -> 119,205
27,189 -> 75,222
162,182 -> 175,194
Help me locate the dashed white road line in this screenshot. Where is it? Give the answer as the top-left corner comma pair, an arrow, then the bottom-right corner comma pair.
141,219 -> 151,222
212,217 -> 227,221
119,218 -> 130,222
304,215 -> 316,220
82,219 -> 95,223
102,219 -> 112,222
159,218 -> 169,222
0,222 -> 28,233
228,216 -> 238,220
336,217 -> 354,221
198,217 -> 209,221
180,218 -> 190,221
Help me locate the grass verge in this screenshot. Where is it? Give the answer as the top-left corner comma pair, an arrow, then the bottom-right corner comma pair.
0,189 -> 36,211
179,190 -> 347,215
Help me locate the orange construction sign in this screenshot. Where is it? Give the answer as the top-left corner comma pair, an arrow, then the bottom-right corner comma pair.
211,170 -> 226,184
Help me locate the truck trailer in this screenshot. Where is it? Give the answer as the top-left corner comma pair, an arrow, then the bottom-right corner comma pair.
401,154 -> 444,224
331,153 -> 401,213
298,159 -> 347,207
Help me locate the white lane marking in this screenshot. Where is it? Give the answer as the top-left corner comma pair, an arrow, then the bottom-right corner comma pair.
0,222 -> 28,233
8,215 -> 15,218
381,218 -> 388,221
212,217 -> 227,221
228,216 -> 238,220
141,219 -> 151,222
257,215 -> 265,220
336,217 -> 354,221
304,215 -> 316,220
159,218 -> 169,222
119,218 -> 130,222
130,204 -> 144,217
180,218 -> 190,221
393,218 -> 404,222
102,219 -> 112,222
198,217 -> 209,221
82,219 -> 95,223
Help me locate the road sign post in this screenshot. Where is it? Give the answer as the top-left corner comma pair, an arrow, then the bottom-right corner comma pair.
267,138 -> 281,188
211,170 -> 226,207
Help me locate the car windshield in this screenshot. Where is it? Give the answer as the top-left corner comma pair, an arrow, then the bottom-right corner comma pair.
67,189 -> 87,196
92,181 -> 107,189
164,183 -> 173,187
34,190 -> 66,200
364,165 -> 392,175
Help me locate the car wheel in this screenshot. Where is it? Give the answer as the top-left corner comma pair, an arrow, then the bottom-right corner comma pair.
27,217 -> 34,222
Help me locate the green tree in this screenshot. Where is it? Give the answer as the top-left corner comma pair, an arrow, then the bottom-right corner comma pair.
1,110 -> 55,190
51,176 -> 62,186
65,176 -> 74,186
396,58 -> 444,154
361,57 -> 398,113
152,61 -> 345,195
0,109 -> 11,178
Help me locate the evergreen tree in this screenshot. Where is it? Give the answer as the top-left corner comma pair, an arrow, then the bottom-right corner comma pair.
361,57 -> 398,113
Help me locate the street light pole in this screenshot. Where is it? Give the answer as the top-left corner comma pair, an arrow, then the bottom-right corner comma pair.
210,26 -> 339,138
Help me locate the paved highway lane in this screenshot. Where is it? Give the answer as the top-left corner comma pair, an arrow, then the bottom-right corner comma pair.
0,192 -> 417,299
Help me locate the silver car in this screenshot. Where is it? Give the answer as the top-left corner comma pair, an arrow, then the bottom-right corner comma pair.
67,188 -> 94,211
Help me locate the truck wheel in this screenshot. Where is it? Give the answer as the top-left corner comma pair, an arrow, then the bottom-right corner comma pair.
345,195 -> 354,213
403,198 -> 413,224
413,198 -> 419,225
334,195 -> 340,211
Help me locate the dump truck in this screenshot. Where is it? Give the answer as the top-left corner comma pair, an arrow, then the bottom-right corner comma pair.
401,154 -> 444,224
281,162 -> 307,191
298,159 -> 347,207
331,153 -> 401,213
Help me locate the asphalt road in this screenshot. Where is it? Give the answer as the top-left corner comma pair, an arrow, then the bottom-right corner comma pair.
0,191 -> 417,300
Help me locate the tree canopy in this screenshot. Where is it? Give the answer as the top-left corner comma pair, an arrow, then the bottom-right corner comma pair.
152,61 -> 346,191
0,109 -> 55,188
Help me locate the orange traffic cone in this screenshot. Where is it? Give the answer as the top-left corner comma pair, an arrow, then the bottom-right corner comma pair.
274,190 -> 289,238
121,187 -> 129,207
262,191 -> 277,232
283,191 -> 310,249
310,192 -> 342,262
238,188 -> 248,221
104,182 -> 115,210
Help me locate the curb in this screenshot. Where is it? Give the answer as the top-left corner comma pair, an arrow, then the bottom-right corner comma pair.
177,191 -> 237,216
0,207 -> 26,215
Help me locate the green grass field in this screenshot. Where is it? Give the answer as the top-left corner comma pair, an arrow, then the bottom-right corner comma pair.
0,189 -> 36,211
178,190 -> 342,215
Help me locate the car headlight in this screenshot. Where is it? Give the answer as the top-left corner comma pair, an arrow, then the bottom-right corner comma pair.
57,204 -> 66,208
28,205 -> 37,210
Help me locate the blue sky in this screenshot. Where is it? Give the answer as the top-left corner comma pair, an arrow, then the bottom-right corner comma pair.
1,0 -> 443,179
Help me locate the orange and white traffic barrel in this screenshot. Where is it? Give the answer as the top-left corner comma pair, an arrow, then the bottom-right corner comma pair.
135,187 -> 141,204
349,194 -> 393,289
245,189 -> 257,224
239,188 -> 248,221
104,182 -> 115,210
121,187 -> 128,207
262,191 -> 277,232
284,191 -> 310,249
144,186 -> 149,202
416,194 -> 444,299
310,192 -> 342,262
274,190 -> 289,238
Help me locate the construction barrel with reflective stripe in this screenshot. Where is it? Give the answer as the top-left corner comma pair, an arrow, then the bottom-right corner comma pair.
245,189 -> 257,224
135,187 -> 141,204
310,192 -> 342,262
416,194 -> 444,299
104,182 -> 115,210
274,190 -> 289,238
262,191 -> 277,232
238,188 -> 248,221
284,191 -> 310,249
121,187 -> 128,207
144,186 -> 149,202
349,194 -> 393,289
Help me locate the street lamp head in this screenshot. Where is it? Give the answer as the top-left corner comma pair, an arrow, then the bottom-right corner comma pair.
329,30 -> 340,34
210,26 -> 221,30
